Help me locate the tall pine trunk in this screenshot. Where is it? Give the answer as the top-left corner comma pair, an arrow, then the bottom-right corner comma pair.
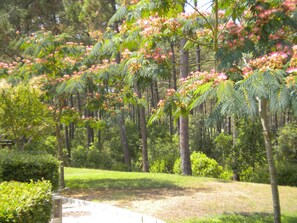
259,99 -> 281,223
119,110 -> 131,171
179,38 -> 192,175
56,122 -> 65,189
231,116 -> 240,181
135,84 -> 149,172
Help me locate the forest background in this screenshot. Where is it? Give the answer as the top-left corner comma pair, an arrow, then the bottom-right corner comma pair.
0,1 -> 297,221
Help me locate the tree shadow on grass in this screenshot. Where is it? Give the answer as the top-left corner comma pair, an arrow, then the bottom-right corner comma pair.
190,212 -> 297,223
63,178 -> 212,201
66,177 -> 181,190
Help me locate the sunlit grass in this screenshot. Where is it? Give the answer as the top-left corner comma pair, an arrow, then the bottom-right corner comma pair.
174,213 -> 297,223
63,167 -> 297,223
64,167 -> 217,190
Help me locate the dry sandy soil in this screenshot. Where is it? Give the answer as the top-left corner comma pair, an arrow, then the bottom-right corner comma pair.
62,181 -> 297,222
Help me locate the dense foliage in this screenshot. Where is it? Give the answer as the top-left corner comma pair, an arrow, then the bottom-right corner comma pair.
173,152 -> 226,178
0,150 -> 59,190
0,180 -> 52,223
0,1 -> 297,221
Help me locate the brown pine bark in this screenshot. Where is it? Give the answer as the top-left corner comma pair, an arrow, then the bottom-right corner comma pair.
135,84 -> 150,172
179,38 -> 192,175
56,122 -> 65,189
119,110 -> 131,171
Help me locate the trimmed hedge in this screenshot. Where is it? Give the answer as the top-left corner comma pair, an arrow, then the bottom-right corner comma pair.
0,150 -> 60,190
0,180 -> 52,223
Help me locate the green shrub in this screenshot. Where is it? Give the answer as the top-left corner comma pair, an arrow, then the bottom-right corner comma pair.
71,144 -> 115,169
277,123 -> 297,161
71,145 -> 89,168
173,152 -> 224,178
277,161 -> 297,186
239,164 -> 270,184
111,162 -> 131,172
0,180 -> 52,223
148,129 -> 179,174
150,160 -> 167,173
0,150 -> 59,190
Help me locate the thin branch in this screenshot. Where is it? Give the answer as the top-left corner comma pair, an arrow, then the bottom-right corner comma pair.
185,1 -> 214,35
0,49 -> 18,62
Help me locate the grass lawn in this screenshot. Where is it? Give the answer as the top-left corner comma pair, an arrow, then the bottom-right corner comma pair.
62,167 -> 297,223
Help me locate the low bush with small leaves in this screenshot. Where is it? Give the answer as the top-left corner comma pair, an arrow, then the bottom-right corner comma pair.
71,145 -> 113,169
150,159 -> 167,173
277,161 -> 297,187
0,180 -> 52,223
174,152 -> 224,178
0,149 -> 59,190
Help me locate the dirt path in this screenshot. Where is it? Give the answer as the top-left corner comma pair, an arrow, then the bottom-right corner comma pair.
62,181 -> 297,222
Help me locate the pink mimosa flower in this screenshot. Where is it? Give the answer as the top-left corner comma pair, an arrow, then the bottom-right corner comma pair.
287,67 -> 297,73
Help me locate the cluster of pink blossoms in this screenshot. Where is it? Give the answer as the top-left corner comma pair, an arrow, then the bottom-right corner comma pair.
179,70 -> 227,95
240,45 -> 297,85
137,16 -> 165,37
282,0 -> 297,11
286,45 -> 297,85
242,51 -> 289,77
139,47 -> 172,63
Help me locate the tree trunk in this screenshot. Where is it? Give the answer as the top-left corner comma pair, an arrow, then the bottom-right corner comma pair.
135,84 -> 149,172
56,122 -> 65,189
77,92 -> 82,113
70,95 -> 75,140
179,38 -> 192,175
180,115 -> 192,175
119,111 -> 131,171
170,42 -> 177,91
65,125 -> 71,162
154,81 -> 159,107
150,82 -> 155,109
232,116 -> 240,181
259,99 -> 281,223
195,45 -> 201,72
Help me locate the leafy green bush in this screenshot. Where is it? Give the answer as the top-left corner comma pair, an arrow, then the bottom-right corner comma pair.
148,126 -> 179,173
0,180 -> 52,223
277,162 -> 297,186
277,123 -> 297,161
150,160 -> 167,173
0,150 -> 59,190
71,144 -> 113,169
239,161 -> 297,186
173,152 -> 224,178
71,145 -> 89,167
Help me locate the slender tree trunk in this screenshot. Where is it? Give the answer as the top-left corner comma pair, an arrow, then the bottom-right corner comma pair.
154,81 -> 159,106
97,110 -> 102,150
170,42 -> 178,137
150,82 -> 155,109
69,95 -> 75,140
195,45 -> 201,72
65,125 -> 71,162
56,122 -> 65,189
135,84 -> 149,172
180,115 -> 192,175
259,99 -> 281,223
170,42 -> 177,91
195,45 -> 204,148
168,78 -> 174,137
179,38 -> 192,175
119,111 -> 131,171
232,116 -> 240,181
77,92 -> 82,113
